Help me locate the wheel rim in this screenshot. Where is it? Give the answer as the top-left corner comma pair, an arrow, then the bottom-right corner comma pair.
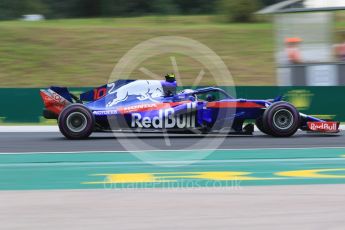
273,109 -> 294,130
66,112 -> 87,133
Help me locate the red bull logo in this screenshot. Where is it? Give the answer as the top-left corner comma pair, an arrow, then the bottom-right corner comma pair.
307,122 -> 339,133
131,102 -> 197,129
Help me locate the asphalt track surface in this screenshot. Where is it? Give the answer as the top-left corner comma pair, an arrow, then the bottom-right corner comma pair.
0,130 -> 344,152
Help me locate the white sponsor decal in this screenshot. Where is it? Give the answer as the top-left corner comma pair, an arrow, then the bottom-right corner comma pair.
93,110 -> 118,115
131,102 -> 197,129
308,122 -> 338,132
122,103 -> 158,113
47,89 -> 70,106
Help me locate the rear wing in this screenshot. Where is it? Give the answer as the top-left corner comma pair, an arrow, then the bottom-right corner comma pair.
40,87 -> 72,115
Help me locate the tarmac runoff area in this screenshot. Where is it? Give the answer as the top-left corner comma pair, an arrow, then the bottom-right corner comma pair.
1,185 -> 345,230
0,127 -> 345,229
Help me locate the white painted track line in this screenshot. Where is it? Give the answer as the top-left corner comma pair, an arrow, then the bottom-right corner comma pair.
0,126 -> 59,132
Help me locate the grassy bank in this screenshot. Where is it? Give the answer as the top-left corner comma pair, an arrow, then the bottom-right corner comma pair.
0,14 -> 344,87
0,16 -> 275,87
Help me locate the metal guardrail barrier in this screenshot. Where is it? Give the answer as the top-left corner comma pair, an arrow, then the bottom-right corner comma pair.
278,62 -> 345,86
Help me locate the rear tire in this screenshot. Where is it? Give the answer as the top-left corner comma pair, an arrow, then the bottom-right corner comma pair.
262,102 -> 300,137
58,104 -> 95,139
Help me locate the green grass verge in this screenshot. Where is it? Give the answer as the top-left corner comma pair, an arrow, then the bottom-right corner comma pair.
0,14 -> 344,87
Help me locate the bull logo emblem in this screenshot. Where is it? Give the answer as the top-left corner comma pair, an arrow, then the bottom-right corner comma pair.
106,80 -> 164,107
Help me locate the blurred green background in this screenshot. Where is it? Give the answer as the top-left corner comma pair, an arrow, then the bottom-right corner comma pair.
4,0 -> 343,87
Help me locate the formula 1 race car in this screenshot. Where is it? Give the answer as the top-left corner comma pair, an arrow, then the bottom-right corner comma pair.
40,75 -> 340,139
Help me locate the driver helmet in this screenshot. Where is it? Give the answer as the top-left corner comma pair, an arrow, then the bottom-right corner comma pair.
206,94 -> 215,102
165,73 -> 176,83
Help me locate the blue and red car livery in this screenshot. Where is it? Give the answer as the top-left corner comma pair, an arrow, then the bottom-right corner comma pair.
40,78 -> 340,139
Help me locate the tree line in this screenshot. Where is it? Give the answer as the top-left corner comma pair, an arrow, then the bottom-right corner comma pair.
0,0 -> 282,21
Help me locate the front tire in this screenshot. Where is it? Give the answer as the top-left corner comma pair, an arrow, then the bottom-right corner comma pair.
262,102 -> 300,137
58,104 -> 95,139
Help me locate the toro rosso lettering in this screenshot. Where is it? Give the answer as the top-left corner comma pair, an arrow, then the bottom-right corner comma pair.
131,102 -> 196,129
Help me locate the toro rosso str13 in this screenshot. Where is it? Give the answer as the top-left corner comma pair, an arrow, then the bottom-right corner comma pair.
40,75 -> 340,139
